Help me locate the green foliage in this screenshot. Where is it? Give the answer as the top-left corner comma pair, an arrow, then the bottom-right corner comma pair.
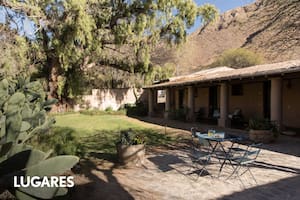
105,106 -> 113,112
211,48 -> 263,68
0,75 -> 54,144
248,118 -> 278,132
116,129 -> 146,145
53,113 -> 144,136
82,128 -> 176,159
79,109 -> 126,116
0,75 -> 78,199
0,26 -> 31,76
125,102 -> 148,117
30,127 -> 85,157
2,0 -> 219,101
41,114 -> 181,162
84,66 -> 145,90
198,4 -> 219,25
145,63 -> 176,84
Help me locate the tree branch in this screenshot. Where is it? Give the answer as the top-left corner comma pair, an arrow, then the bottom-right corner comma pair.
102,45 -> 126,54
0,0 -> 46,24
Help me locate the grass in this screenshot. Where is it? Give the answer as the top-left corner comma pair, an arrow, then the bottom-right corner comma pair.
32,113 -> 179,161
54,113 -> 143,136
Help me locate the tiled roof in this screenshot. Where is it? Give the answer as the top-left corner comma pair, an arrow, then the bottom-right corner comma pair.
145,60 -> 300,89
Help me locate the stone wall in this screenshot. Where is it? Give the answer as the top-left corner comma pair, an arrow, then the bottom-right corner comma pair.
74,88 -> 145,111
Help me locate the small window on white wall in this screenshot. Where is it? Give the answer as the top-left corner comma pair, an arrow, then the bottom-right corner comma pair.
157,90 -> 166,103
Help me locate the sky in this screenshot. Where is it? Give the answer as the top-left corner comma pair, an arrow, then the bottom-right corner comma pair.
0,0 -> 255,37
188,0 -> 255,33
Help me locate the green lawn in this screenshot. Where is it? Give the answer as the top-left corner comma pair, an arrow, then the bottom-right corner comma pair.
32,113 -> 179,160
54,113 -> 145,136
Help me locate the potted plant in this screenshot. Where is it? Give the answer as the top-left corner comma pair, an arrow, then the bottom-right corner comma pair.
248,118 -> 278,143
116,129 -> 146,166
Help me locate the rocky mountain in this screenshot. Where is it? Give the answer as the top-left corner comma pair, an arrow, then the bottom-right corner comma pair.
152,0 -> 300,75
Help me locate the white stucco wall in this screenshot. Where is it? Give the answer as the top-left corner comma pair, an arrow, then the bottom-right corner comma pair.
74,88 -> 144,111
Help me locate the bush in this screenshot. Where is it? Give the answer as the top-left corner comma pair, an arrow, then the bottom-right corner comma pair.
115,108 -> 127,115
211,48 -> 263,68
116,129 -> 146,145
79,109 -> 106,115
248,118 -> 278,132
79,108 -> 126,116
30,127 -> 86,157
125,102 -> 148,116
105,106 -> 113,112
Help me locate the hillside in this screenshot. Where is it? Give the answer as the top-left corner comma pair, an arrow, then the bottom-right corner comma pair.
151,0 -> 300,75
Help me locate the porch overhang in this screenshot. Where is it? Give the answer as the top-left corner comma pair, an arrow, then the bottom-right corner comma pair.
144,60 -> 300,89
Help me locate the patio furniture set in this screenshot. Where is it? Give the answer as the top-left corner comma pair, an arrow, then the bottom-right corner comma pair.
190,127 -> 261,186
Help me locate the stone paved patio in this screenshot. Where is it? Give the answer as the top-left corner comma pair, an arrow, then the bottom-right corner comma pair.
70,119 -> 300,200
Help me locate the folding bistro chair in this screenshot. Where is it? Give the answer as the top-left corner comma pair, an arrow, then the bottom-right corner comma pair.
226,144 -> 261,186
189,134 -> 212,178
190,127 -> 202,149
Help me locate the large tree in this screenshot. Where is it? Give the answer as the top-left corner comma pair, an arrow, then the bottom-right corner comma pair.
0,0 -> 218,102
0,24 -> 30,75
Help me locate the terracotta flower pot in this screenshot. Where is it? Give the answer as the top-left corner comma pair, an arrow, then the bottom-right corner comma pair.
116,144 -> 145,166
249,129 -> 275,143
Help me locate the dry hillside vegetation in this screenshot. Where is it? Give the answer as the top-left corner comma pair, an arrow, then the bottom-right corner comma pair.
152,0 -> 300,74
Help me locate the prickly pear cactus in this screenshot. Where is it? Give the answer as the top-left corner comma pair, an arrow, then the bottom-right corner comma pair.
0,75 -> 79,200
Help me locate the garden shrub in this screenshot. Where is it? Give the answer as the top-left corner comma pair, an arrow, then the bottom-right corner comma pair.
105,106 -> 113,112
79,108 -> 126,116
125,102 -> 148,117
211,48 -> 263,68
30,127 -> 86,157
79,109 -> 106,115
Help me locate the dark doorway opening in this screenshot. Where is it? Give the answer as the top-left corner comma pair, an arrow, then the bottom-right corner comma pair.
263,81 -> 271,119
179,89 -> 184,109
209,86 -> 218,118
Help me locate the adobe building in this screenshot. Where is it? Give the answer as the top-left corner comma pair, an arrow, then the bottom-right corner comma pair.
144,60 -> 300,131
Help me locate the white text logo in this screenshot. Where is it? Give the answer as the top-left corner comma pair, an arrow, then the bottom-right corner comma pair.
14,176 -> 75,188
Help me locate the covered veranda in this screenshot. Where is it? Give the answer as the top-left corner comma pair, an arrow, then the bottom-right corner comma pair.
145,60 -> 300,131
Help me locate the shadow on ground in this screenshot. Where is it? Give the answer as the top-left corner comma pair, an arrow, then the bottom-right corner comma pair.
254,161 -> 300,175
219,175 -> 300,200
80,128 -> 180,160
148,153 -> 187,172
133,117 -> 300,157
68,159 -> 134,200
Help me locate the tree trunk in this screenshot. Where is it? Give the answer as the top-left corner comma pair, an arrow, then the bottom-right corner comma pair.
47,57 -> 61,112
42,29 -> 60,103
47,56 -> 60,97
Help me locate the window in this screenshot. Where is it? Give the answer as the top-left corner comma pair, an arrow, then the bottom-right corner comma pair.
231,84 -> 243,96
